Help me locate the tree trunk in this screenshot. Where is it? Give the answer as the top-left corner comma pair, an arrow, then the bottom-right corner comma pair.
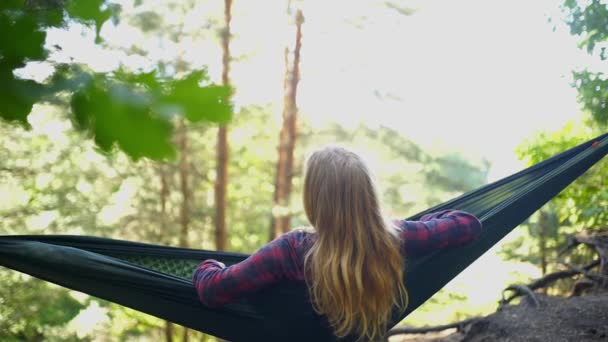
178,121 -> 190,249
268,44 -> 291,242
214,0 -> 232,252
177,121 -> 191,340
539,211 -> 548,277
159,165 -> 170,243
181,327 -> 189,342
165,322 -> 174,342
271,9 -> 304,240
159,165 -> 174,342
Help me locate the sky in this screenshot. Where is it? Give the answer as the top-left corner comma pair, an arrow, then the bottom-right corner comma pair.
281,0 -> 595,180
18,0 -> 602,327
32,0 -> 597,183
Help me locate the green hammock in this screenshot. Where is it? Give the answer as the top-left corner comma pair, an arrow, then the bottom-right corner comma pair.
0,134 -> 607,341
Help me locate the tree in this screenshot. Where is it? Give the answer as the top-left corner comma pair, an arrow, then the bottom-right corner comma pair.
215,0 -> 233,251
176,121 -> 192,342
519,123 -> 606,226
158,163 -> 174,342
502,121 -> 607,289
271,8 -> 304,239
562,0 -> 608,127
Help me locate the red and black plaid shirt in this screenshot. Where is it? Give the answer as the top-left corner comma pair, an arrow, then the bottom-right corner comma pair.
193,210 -> 482,307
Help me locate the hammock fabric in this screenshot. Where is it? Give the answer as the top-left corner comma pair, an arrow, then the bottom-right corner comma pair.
1,134 -> 607,341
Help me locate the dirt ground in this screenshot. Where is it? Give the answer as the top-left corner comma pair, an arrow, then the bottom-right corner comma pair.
391,290 -> 608,342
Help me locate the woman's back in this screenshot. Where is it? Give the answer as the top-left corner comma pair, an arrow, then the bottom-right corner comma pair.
193,210 -> 481,338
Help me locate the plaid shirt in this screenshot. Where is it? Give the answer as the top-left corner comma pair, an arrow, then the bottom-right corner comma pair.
193,210 -> 482,307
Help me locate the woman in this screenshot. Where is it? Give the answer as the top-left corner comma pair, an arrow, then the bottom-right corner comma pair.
193,146 -> 482,341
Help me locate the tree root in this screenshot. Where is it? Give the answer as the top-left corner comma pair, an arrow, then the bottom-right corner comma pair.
562,261 -> 608,287
499,231 -> 608,306
569,232 -> 608,276
387,317 -> 479,337
500,259 -> 600,305
500,284 -> 540,309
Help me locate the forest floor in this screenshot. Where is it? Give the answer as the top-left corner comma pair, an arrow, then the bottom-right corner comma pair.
391,290 -> 608,342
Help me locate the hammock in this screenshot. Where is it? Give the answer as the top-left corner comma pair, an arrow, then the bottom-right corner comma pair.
0,134 -> 607,341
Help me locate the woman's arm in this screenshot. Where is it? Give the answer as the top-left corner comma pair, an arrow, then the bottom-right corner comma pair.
395,210 -> 482,257
192,232 -> 300,307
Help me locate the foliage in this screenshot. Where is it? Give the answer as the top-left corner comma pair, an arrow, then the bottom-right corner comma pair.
0,271 -> 87,342
299,123 -> 490,218
563,0 -> 608,126
0,0 -> 232,160
516,122 -> 607,230
0,107 -> 123,236
223,105 -> 281,251
500,121 -> 607,289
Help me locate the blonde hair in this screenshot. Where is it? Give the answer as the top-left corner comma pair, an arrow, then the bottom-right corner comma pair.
303,146 -> 408,341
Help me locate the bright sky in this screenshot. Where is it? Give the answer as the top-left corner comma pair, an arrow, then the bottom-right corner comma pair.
21,0 -> 601,327
289,0 -> 594,180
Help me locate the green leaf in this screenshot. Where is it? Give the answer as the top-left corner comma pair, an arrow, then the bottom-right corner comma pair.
163,71 -> 233,123
0,12 -> 47,67
71,77 -> 176,160
0,67 -> 46,126
65,0 -> 113,42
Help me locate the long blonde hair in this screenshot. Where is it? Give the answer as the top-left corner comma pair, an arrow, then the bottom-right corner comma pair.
303,146 -> 408,341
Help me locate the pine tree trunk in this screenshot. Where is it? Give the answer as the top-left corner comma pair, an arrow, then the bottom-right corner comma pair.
159,165 -> 169,242
177,121 -> 191,340
215,0 -> 232,252
165,321 -> 174,342
271,9 -> 304,240
159,165 -> 174,342
268,44 -> 291,242
178,121 -> 190,249
539,211 -> 548,276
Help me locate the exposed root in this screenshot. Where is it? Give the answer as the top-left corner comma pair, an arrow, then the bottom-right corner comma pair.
387,317 -> 478,337
500,284 -> 540,309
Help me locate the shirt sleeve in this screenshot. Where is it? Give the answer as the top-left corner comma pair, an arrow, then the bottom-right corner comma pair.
192,232 -> 300,307
395,209 -> 483,257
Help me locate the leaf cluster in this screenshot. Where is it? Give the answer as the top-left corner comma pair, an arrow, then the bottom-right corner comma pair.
563,0 -> 608,126
0,272 -> 87,341
0,0 -> 232,160
502,122 -> 607,291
